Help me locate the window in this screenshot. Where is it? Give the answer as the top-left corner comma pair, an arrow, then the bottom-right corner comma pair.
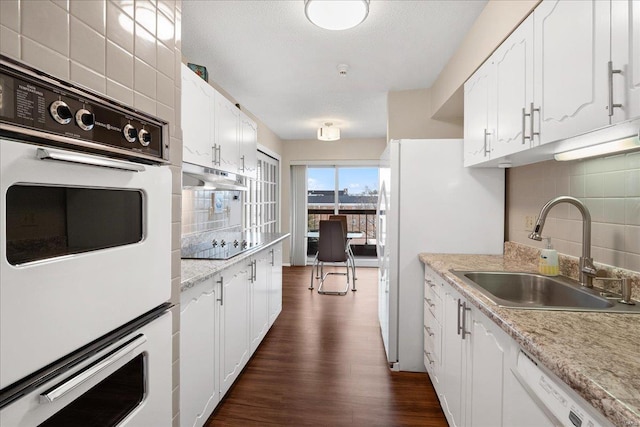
307,166 -> 378,258
244,150 -> 279,233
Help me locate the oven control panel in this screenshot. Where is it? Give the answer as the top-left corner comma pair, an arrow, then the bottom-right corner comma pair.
0,56 -> 168,164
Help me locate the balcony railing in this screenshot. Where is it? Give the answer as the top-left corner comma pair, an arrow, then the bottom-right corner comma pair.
307,208 -> 377,257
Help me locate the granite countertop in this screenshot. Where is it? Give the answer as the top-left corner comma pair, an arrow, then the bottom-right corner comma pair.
419,245 -> 640,427
181,232 -> 290,292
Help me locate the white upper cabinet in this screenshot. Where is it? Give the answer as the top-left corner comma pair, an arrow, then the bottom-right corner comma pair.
533,0 -> 610,145
181,64 -> 215,166
464,0 -> 639,167
239,111 -> 258,180
611,0 -> 640,123
181,63 -> 258,177
464,60 -> 495,166
493,13 -> 535,157
214,90 -> 241,175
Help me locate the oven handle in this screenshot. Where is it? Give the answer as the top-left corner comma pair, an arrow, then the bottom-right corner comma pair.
39,335 -> 147,404
37,148 -> 146,172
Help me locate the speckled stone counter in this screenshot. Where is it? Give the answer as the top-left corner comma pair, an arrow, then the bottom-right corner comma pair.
419,243 -> 640,427
181,233 -> 289,292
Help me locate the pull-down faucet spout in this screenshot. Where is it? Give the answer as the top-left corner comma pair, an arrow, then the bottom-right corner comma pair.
528,196 -> 598,287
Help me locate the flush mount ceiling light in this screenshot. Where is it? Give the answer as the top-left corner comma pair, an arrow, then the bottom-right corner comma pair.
317,122 -> 340,141
304,0 -> 369,31
554,133 -> 640,161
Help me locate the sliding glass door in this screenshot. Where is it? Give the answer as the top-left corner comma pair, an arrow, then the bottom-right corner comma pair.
307,166 -> 378,258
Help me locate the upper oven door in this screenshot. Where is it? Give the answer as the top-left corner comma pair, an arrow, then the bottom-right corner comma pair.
0,139 -> 171,389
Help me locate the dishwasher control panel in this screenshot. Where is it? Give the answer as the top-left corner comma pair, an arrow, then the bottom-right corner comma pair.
515,351 -> 613,427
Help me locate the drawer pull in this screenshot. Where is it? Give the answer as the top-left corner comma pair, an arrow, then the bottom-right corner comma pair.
426,298 -> 435,308
425,352 -> 435,365
426,326 -> 435,337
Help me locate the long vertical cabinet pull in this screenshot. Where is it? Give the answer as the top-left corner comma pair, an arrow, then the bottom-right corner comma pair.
217,277 -> 224,306
241,155 -> 246,172
483,129 -> 491,157
522,108 -> 531,145
461,301 -> 471,340
270,249 -> 274,266
249,261 -> 254,283
529,102 -> 540,144
608,61 -> 623,117
253,260 -> 257,281
457,299 -> 463,336
457,299 -> 472,339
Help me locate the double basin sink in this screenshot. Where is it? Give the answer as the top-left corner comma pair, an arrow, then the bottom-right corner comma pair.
451,271 -> 639,313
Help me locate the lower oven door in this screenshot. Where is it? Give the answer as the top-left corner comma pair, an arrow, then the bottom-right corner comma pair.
0,310 -> 172,427
0,139 -> 171,389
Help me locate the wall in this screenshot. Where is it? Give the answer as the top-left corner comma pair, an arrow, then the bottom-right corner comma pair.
508,154 -> 640,273
430,0 -> 540,118
0,1 -> 184,424
387,87 -> 464,141
280,137 -> 387,263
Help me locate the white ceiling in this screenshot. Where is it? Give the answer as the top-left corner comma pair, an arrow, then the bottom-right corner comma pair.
181,0 -> 487,141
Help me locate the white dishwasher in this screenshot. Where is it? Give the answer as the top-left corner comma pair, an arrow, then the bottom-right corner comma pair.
510,350 -> 614,427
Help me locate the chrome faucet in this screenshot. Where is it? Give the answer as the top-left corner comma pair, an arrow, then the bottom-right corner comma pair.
528,196 -> 598,287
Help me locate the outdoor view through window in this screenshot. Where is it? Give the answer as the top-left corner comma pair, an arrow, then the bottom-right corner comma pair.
307,167 -> 379,258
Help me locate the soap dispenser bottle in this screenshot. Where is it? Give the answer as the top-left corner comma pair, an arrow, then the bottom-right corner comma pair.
539,237 -> 559,276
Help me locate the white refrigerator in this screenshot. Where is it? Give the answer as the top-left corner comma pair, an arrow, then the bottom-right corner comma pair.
377,139 -> 504,372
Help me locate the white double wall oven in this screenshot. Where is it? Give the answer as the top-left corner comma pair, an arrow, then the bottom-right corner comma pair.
0,56 -> 173,425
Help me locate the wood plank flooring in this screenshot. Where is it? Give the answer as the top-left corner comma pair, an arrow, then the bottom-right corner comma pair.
206,266 -> 448,426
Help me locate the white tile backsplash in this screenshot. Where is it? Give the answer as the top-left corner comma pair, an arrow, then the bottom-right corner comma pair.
106,1 -> 134,53
0,1 -> 20,31
70,16 -> 106,74
106,40 -> 133,87
157,40 -> 175,78
134,57 -> 156,98
134,23 -> 157,67
22,0 -> 69,56
106,78 -> 134,105
0,25 -> 20,59
21,37 -> 69,79
69,0 -> 106,34
135,0 -> 157,35
134,90 -> 156,115
509,152 -> 640,273
70,60 -> 106,93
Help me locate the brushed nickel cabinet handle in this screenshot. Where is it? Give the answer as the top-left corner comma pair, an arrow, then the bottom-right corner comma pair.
608,61 -> 622,117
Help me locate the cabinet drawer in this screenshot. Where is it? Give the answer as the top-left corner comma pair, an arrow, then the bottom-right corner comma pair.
424,325 -> 440,372
424,292 -> 442,322
424,267 -> 443,299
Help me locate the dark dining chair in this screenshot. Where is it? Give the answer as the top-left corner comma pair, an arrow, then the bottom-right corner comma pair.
328,214 -> 357,282
308,220 -> 354,295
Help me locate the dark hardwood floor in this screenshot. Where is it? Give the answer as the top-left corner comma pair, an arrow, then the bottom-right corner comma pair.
206,266 -> 448,426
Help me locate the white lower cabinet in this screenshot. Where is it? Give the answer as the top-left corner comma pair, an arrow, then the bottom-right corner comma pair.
268,244 -> 283,326
219,261 -> 251,397
180,242 -> 284,427
179,274 -> 220,427
424,266 -> 518,427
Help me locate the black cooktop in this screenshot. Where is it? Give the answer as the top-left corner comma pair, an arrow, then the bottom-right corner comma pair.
181,238 -> 262,260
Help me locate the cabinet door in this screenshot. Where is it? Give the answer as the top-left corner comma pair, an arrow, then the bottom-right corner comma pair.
464,60 -> 495,166
219,263 -> 251,397
612,0 -> 640,123
180,279 -> 218,427
250,254 -> 270,354
440,291 -> 465,427
214,91 -> 240,174
268,243 -> 283,327
239,111 -> 258,179
181,64 -> 214,167
493,13 -> 535,157
534,0 -> 610,145
466,310 -> 507,427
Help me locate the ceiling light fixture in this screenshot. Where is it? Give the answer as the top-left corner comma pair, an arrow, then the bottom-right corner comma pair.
317,122 -> 340,141
554,133 -> 640,161
304,0 -> 369,31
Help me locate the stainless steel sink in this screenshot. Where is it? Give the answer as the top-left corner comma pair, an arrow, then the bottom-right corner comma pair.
451,271 -> 640,313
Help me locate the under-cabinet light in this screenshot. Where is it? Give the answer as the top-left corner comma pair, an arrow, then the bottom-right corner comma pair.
554,134 -> 640,161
